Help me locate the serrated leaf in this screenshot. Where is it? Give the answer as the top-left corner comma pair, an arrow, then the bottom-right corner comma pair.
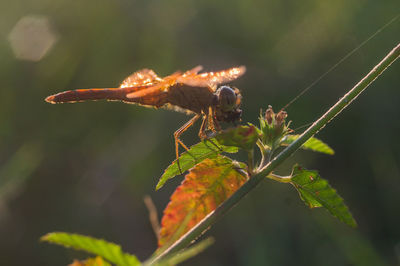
290,165 -> 357,227
283,135 -> 334,155
70,256 -> 111,266
156,139 -> 238,190
155,238 -> 214,266
158,156 -> 248,246
41,232 -> 140,266
215,125 -> 259,151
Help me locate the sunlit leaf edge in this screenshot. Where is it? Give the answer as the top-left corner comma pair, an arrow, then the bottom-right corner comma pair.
41,232 -> 140,266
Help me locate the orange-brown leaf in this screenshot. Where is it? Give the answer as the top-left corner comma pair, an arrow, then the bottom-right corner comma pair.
159,156 -> 248,247
69,257 -> 110,266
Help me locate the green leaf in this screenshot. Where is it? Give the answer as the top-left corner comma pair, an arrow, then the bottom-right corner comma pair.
282,135 -> 334,155
156,139 -> 238,190
290,165 -> 357,227
215,125 -> 259,151
41,232 -> 140,266
155,238 -> 214,266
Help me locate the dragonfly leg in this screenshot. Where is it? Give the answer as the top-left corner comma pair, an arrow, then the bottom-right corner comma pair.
199,112 -> 223,153
211,107 -> 222,132
198,115 -> 208,139
174,114 -> 201,174
206,106 -> 216,132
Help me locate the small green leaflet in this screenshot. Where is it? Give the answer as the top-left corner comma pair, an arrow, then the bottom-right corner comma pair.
283,135 -> 334,155
41,232 -> 140,266
156,139 -> 238,190
215,125 -> 259,151
290,165 -> 357,227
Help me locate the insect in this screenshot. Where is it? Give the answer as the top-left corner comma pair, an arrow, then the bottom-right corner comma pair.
46,65 -> 246,170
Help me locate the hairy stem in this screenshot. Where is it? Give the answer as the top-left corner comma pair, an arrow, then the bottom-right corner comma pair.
148,42 -> 400,265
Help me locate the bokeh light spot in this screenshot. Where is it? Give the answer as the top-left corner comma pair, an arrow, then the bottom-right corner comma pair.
8,15 -> 58,62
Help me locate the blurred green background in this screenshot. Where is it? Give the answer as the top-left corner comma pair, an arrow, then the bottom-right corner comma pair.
0,0 -> 399,265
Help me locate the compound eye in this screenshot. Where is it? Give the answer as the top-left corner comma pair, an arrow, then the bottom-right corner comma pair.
217,86 -> 237,111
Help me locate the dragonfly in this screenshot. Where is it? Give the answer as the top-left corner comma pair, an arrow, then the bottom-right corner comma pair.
46,65 -> 246,170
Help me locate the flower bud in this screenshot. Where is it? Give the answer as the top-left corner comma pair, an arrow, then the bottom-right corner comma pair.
259,106 -> 290,148
265,105 -> 274,125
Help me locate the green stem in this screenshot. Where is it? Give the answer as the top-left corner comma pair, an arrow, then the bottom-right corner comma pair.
148,42 -> 400,265
247,149 -> 255,176
256,140 -> 268,169
266,173 -> 292,183
259,42 -> 400,176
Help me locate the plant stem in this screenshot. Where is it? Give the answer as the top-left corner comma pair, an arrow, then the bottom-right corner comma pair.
259,42 -> 400,176
256,140 -> 267,169
148,42 -> 400,265
266,173 -> 292,183
247,150 -> 255,176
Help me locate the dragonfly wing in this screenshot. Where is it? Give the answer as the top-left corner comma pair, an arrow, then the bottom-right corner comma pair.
176,66 -> 246,90
183,65 -> 203,75
120,69 -> 163,88
125,82 -> 172,108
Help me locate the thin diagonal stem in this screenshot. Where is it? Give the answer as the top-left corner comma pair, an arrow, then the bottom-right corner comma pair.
148,42 -> 400,265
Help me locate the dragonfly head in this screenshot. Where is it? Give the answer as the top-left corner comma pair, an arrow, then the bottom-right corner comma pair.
214,86 -> 242,124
